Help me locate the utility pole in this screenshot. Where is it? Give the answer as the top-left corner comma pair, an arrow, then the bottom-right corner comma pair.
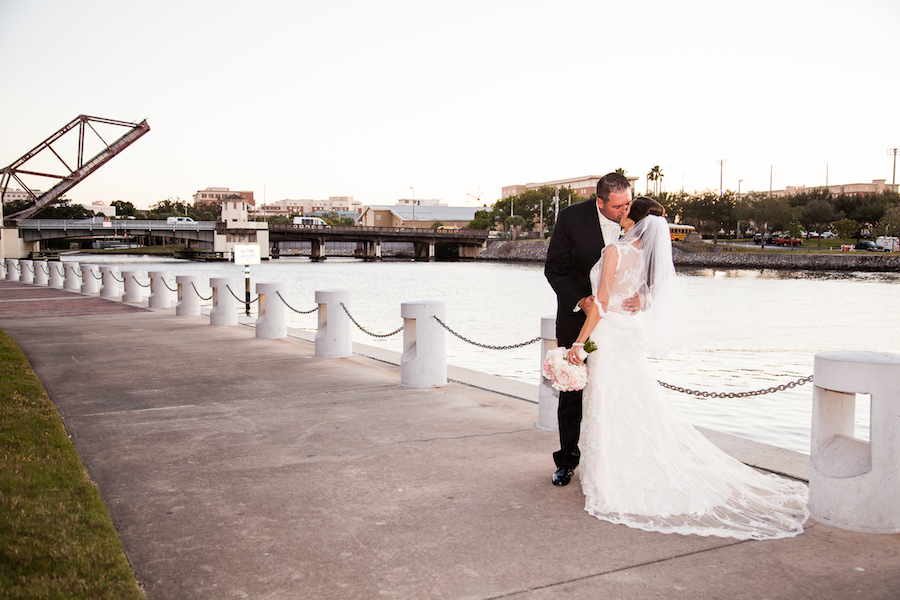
716,159 -> 728,196
888,149 -> 899,191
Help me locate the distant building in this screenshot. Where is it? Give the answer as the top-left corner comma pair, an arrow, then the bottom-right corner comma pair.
1,187 -> 42,203
771,179 -> 899,198
504,175 -> 639,199
359,205 -> 478,229
193,187 -> 255,206
396,198 -> 445,207
250,196 -> 362,217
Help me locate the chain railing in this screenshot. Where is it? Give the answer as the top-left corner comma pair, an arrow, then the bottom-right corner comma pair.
226,284 -> 259,305
162,278 -> 178,293
433,316 -> 541,350
135,278 -> 152,288
91,270 -> 103,280
658,374 -> 814,399
191,282 -> 213,301
340,302 -> 403,338
111,273 -> 125,283
276,291 -> 317,314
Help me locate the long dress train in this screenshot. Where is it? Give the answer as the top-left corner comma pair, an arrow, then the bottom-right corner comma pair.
580,247 -> 809,540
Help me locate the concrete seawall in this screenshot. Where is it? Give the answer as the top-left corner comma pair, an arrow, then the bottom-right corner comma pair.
477,240 -> 900,272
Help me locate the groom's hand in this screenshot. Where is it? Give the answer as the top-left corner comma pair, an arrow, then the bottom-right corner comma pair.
623,293 -> 642,314
578,296 -> 595,313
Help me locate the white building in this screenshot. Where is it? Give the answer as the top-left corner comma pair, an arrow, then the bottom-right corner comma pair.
1,188 -> 42,202
251,196 -> 362,217
359,205 -> 478,229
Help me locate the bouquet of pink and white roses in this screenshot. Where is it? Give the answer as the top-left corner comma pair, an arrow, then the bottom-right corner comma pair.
541,346 -> 588,392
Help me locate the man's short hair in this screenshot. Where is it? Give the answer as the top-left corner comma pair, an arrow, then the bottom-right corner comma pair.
596,172 -> 631,202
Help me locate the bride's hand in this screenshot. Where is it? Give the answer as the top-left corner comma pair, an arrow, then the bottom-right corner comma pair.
567,346 -> 584,365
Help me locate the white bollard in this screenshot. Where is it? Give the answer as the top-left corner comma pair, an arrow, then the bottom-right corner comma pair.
5,258 -> 20,281
148,271 -> 172,309
32,260 -> 49,286
255,282 -> 287,339
48,261 -> 65,287
176,275 -> 203,316
18,260 -> 34,284
121,270 -> 146,303
80,264 -> 100,294
99,266 -> 120,299
63,262 -> 81,291
400,301 -> 447,388
209,277 -> 238,326
810,350 -> 900,534
537,316 -> 560,431
315,289 -> 353,358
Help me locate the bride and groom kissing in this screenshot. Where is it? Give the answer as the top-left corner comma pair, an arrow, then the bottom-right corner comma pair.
544,172 -> 808,540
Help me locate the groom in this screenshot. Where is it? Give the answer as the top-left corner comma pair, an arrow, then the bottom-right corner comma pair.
544,172 -> 635,486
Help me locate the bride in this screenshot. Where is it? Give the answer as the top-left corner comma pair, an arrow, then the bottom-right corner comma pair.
565,197 -> 809,540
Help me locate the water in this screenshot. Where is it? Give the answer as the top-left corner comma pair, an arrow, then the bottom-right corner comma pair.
64,254 -> 900,454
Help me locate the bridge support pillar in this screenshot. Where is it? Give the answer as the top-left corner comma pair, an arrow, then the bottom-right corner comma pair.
80,264 -> 100,294
121,270 -> 146,303
315,290 -> 352,358
63,262 -> 81,291
19,260 -> 34,284
32,260 -> 49,286
49,261 -> 65,287
5,258 -> 20,281
209,277 -> 238,326
400,301 -> 447,388
99,266 -> 120,299
148,271 -> 172,309
255,282 -> 287,339
310,238 -> 326,262
176,275 -> 202,316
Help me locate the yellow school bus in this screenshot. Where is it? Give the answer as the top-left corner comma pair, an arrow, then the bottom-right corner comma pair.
669,223 -> 695,241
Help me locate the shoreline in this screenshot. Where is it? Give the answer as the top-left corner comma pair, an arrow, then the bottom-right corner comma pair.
476,240 -> 900,272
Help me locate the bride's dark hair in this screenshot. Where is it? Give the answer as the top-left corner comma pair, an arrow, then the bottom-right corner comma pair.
628,196 -> 665,222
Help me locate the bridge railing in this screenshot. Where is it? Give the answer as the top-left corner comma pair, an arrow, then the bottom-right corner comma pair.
268,223 -> 489,239
12,219 -> 217,231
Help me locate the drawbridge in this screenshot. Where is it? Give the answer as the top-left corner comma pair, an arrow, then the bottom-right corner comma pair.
1,115 -> 150,220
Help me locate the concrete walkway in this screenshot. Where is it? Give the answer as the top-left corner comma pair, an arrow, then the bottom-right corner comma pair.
1,279 -> 898,599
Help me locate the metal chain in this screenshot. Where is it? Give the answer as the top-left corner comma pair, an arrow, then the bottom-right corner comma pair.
658,374 -> 814,399
433,316 -> 541,350
40,265 -> 50,275
226,284 -> 259,305
135,278 -> 152,288
276,291 -> 318,314
191,282 -> 213,301
91,271 -> 103,280
162,278 -> 178,292
340,302 -> 403,338
26,264 -> 34,274
111,273 -> 125,283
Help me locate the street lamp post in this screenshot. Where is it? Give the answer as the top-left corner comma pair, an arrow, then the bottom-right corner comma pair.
888,149 -> 899,191
716,159 -> 728,196
410,187 -> 416,229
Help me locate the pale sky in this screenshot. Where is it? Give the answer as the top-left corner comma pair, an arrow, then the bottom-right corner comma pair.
1,0 -> 898,210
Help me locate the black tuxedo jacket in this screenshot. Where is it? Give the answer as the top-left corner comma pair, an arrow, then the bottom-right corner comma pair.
544,199 -> 607,347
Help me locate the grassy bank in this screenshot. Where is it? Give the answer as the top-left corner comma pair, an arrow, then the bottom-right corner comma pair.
0,330 -> 143,599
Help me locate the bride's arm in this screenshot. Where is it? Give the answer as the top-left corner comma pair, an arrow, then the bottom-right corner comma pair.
567,247 -> 619,364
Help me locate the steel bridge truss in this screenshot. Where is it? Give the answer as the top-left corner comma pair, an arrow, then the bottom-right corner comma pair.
1,115 -> 150,220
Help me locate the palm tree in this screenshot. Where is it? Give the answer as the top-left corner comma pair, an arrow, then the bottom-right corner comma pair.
648,166 -> 663,195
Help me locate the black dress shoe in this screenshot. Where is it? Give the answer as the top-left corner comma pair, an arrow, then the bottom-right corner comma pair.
552,466 -> 574,486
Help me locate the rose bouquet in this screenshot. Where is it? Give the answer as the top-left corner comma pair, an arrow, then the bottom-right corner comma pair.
541,347 -> 588,392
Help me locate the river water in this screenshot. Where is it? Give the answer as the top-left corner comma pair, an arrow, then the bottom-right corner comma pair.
63,254 -> 900,455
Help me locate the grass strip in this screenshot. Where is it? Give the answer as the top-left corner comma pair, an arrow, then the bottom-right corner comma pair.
0,329 -> 144,599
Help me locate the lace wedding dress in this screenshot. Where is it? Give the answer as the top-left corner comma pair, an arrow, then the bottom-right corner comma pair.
580,244 -> 809,540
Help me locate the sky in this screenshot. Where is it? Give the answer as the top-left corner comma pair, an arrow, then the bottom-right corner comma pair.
1,0 -> 898,210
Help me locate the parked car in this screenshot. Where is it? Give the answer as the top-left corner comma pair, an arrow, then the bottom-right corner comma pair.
773,236 -> 802,247
753,234 -> 774,245
854,241 -> 888,252
820,232 -> 837,239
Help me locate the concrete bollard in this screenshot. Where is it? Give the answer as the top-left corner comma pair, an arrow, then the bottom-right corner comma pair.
255,282 -> 287,339
32,260 -> 49,286
148,271 -> 172,309
400,301 -> 447,387
810,350 -> 900,534
80,264 -> 100,294
5,258 -> 20,281
18,260 -> 34,284
63,262 -> 81,291
315,289 -> 352,358
49,261 -> 65,287
99,266 -> 120,299
209,277 -> 238,326
176,275 -> 203,317
121,270 -> 146,303
537,316 -> 560,431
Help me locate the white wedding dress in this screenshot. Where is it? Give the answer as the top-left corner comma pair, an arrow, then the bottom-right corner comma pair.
580,243 -> 809,540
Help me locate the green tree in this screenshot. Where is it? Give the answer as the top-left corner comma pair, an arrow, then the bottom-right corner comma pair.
832,218 -> 859,240
430,220 -> 443,229
798,199 -> 841,246
467,209 -> 494,230
876,206 -> 900,238
505,215 -> 526,240
743,193 -> 792,247
111,200 -> 137,217
647,165 -> 663,195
